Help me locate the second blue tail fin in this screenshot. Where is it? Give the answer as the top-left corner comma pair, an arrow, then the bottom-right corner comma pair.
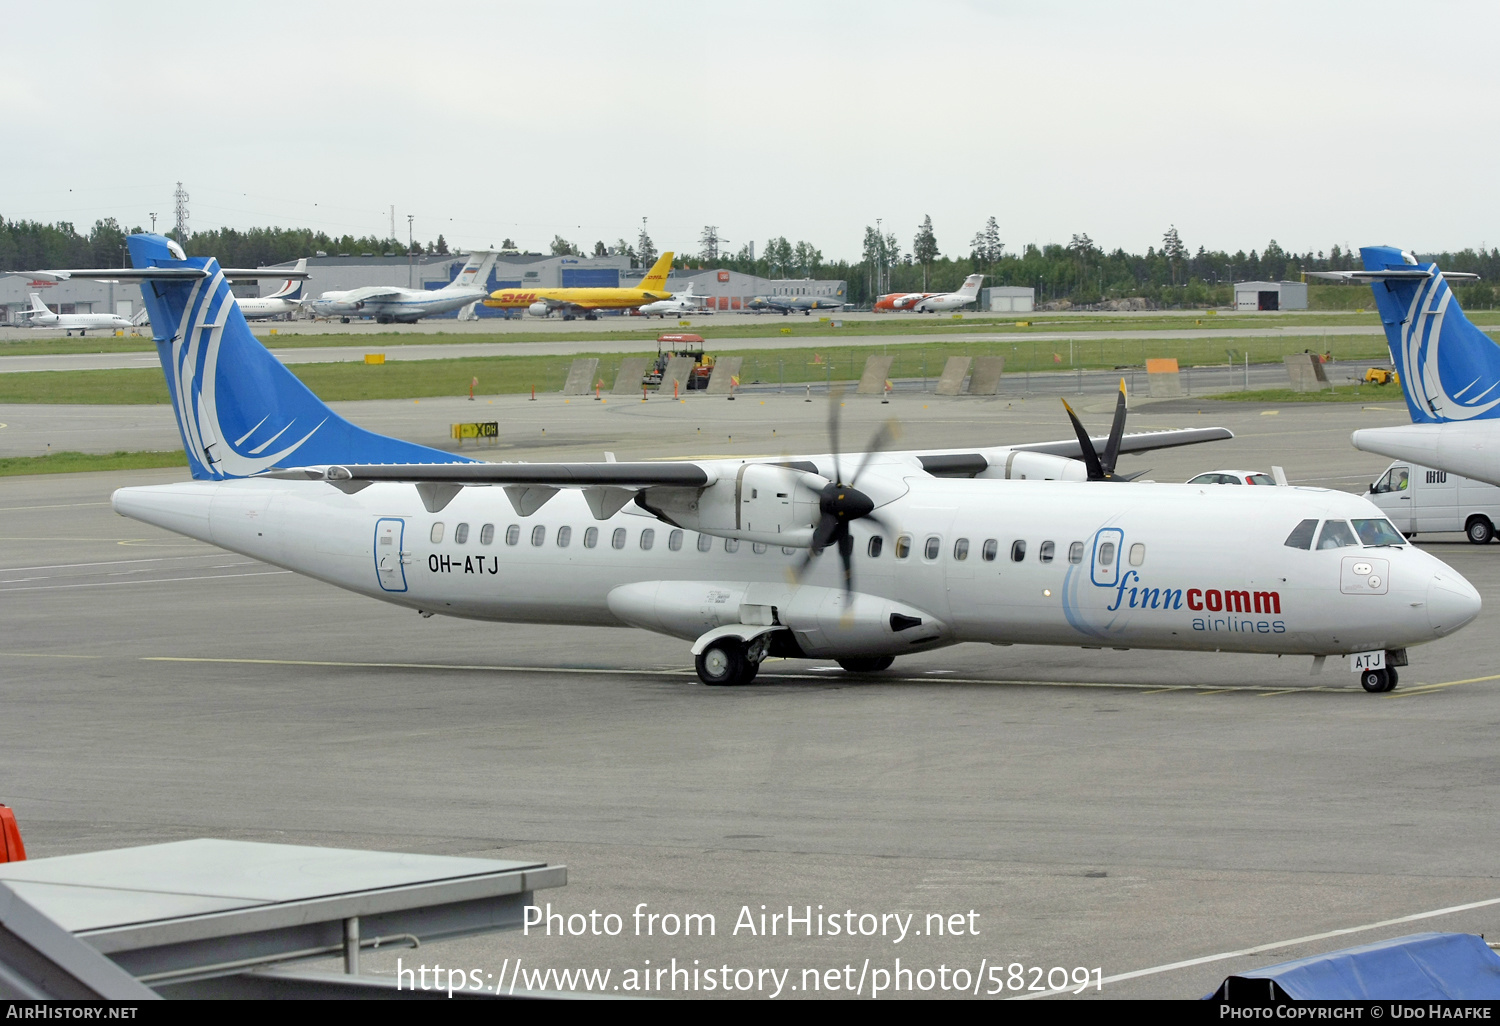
128,234 -> 473,479
1358,245 -> 1500,423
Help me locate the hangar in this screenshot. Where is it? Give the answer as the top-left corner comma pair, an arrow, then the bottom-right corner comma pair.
1234,280 -> 1308,312
661,269 -> 847,312
984,286 -> 1035,313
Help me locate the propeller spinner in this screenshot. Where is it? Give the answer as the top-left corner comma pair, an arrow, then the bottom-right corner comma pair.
795,395 -> 896,596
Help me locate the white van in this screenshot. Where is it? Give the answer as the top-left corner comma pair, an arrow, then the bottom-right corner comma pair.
1365,461 -> 1500,544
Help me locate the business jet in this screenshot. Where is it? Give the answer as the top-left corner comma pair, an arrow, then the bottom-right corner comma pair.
237,259 -> 308,320
745,294 -> 845,316
104,233 -> 1479,692
24,294 -> 133,335
639,283 -> 708,319
1317,248 -> 1500,490
306,251 -> 497,324
911,274 -> 985,313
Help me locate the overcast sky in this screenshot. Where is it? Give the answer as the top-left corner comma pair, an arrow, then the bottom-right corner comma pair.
4,1 -> 1497,261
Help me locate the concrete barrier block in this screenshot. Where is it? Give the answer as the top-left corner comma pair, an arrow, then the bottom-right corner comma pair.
705,355 -> 743,394
934,356 -> 972,396
562,357 -> 599,395
612,357 -> 651,394
856,354 -> 895,394
659,356 -> 695,394
968,356 -> 1005,395
1284,353 -> 1327,392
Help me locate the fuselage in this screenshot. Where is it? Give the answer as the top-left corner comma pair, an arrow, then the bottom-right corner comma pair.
486,286 -> 670,315
30,310 -> 131,331
237,296 -> 302,320
308,284 -> 486,322
111,474 -> 1479,660
913,292 -> 978,313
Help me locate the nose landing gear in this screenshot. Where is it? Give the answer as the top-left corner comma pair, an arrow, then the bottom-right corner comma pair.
695,635 -> 768,686
1360,667 -> 1399,693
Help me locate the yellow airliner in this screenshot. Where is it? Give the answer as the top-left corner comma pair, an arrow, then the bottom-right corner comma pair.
485,251 -> 675,320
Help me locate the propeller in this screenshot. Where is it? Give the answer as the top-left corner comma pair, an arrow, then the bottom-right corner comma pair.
794,393 -> 896,596
1060,378 -> 1142,482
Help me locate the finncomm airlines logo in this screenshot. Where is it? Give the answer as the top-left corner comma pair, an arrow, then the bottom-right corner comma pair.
1105,571 -> 1286,635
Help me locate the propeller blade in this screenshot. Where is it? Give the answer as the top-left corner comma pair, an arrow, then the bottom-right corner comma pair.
837,530 -> 855,597
827,388 -> 844,485
810,510 -> 841,554
849,419 -> 900,486
1101,379 -> 1128,476
1060,398 -> 1107,481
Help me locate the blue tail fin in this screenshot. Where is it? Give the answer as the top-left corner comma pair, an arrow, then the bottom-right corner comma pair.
128,234 -> 473,479
1362,245 -> 1500,424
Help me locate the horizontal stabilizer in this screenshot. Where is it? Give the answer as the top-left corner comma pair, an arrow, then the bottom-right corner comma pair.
6,267 -> 311,283
1306,269 -> 1480,282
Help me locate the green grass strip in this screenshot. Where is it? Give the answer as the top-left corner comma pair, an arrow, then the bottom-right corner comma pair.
0,449 -> 188,477
1200,387 -> 1407,404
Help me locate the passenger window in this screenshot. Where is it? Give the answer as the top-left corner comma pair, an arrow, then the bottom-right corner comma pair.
1129,543 -> 1145,566
924,536 -> 940,560
640,528 -> 655,550
454,523 -> 469,544
868,536 -> 883,558
953,538 -> 969,561
611,528 -> 627,549
480,524 -> 495,545
725,538 -> 740,553
1316,520 -> 1359,550
1353,518 -> 1405,547
1011,540 -> 1026,562
584,526 -> 598,548
895,535 -> 911,559
697,533 -> 712,552
1068,541 -> 1084,564
430,522 -> 444,543
531,525 -> 545,547
982,539 -> 998,562
752,542 -> 767,554
1039,541 -> 1055,564
1098,541 -> 1115,566
1284,519 -> 1317,550
556,526 -> 572,547
669,530 -> 683,551
505,525 -> 520,546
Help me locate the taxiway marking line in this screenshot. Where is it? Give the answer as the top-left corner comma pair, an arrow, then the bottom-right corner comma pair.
1194,688 -> 1236,696
142,656 -> 688,676
1016,893 -> 1500,1000
0,651 -> 102,660
0,555 -> 233,573
0,570 -> 291,592
0,502 -> 111,512
127,657 -> 1383,694
1384,673 -> 1500,698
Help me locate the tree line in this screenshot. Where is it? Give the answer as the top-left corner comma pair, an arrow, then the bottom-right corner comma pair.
6,215 -> 1500,309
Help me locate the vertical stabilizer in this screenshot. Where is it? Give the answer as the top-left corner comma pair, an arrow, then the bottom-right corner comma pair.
449,251 -> 497,291
1361,246 -> 1500,424
263,258 -> 307,301
639,251 -> 675,292
28,293 -> 50,315
127,234 -> 473,480
957,273 -> 985,298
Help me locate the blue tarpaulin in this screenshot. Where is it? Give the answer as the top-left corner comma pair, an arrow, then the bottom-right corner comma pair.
1210,932 -> 1500,1001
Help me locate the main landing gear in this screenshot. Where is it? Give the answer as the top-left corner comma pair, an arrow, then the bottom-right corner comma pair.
695,636 -> 764,686
1360,667 -> 1399,693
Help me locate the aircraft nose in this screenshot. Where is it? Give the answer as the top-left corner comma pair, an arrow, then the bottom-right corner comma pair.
1428,570 -> 1482,637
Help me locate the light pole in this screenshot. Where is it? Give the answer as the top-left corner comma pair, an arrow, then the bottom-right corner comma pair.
876,217 -> 883,295
149,213 -> 157,233
407,215 -> 415,288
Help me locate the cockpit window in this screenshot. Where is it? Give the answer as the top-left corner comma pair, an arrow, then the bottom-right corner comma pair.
1316,519 -> 1360,550
1353,518 -> 1405,547
1284,519 -> 1318,550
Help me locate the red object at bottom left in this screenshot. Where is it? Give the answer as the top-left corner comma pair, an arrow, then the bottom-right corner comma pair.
0,804 -> 26,862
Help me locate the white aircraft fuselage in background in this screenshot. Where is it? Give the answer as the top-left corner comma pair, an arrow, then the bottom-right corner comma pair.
308,252 -> 496,324
26,293 -> 132,335
912,274 -> 985,313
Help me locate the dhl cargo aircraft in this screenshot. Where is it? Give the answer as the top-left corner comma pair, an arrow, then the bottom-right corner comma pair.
485,251 -> 675,320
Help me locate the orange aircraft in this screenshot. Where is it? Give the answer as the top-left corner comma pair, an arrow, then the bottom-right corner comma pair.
874,289 -> 936,312
485,251 -> 675,320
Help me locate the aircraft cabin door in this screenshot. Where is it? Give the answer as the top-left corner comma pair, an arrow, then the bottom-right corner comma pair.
1091,527 -> 1124,588
374,517 -> 408,592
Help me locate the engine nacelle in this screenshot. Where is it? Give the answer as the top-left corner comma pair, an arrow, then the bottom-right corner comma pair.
639,463 -> 823,547
607,579 -> 951,657
978,450 -> 1089,482
527,302 -> 552,317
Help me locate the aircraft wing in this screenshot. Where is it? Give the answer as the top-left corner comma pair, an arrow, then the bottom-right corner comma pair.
1306,269 -> 1480,282
1011,426 -> 1235,460
343,287 -> 406,303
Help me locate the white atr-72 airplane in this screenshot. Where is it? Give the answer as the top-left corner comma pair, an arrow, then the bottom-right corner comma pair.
104,234 -> 1480,692
306,251 -> 498,324
25,294 -> 133,335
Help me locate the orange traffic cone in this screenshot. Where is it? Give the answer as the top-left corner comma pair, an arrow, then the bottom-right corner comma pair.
0,804 -> 26,862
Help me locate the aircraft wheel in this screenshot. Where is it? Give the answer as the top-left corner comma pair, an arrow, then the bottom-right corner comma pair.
1386,668 -> 1399,692
340,317 -> 350,324
1466,516 -> 1494,544
696,639 -> 748,686
1360,668 -> 1390,693
837,656 -> 895,674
